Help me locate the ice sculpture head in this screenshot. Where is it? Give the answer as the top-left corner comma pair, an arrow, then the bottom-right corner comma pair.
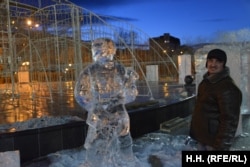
91,38 -> 116,62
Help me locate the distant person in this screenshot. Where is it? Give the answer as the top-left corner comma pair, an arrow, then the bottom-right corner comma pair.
190,48 -> 242,150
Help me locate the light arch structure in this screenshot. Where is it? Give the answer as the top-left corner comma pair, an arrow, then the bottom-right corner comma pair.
0,0 -> 178,115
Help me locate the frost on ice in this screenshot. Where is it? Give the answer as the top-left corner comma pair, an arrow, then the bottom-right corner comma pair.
74,38 -> 140,167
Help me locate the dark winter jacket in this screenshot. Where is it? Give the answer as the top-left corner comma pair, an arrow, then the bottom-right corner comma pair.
190,67 -> 242,150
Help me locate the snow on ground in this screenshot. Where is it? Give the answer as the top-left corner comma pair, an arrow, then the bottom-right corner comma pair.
23,132 -> 197,167
0,116 -> 84,133
1,115 -> 249,167
0,115 -> 197,167
0,151 -> 20,167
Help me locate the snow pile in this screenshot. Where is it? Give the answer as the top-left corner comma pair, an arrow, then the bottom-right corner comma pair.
0,116 -> 84,133
0,115 -> 197,167
23,132 -> 197,167
0,151 -> 20,167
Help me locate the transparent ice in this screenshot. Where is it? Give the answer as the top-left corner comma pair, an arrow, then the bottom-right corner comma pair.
74,38 -> 140,167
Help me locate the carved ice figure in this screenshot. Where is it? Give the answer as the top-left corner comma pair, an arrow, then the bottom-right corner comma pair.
74,38 -> 140,167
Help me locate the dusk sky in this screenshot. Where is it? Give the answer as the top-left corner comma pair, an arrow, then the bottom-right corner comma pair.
70,0 -> 250,44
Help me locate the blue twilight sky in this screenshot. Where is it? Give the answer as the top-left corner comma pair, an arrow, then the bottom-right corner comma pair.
70,0 -> 250,44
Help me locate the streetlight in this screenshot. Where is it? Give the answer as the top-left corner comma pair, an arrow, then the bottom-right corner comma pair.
27,19 -> 32,26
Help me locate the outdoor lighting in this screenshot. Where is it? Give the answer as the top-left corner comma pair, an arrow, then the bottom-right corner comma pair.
22,61 -> 29,66
27,19 -> 32,26
26,19 -> 39,28
64,68 -> 69,73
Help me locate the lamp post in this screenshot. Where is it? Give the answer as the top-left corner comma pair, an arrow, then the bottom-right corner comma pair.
6,0 -> 16,99
26,19 -> 40,100
27,19 -> 33,80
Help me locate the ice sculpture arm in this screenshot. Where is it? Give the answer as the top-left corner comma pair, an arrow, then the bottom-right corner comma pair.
74,67 -> 96,112
104,64 -> 138,112
123,68 -> 139,104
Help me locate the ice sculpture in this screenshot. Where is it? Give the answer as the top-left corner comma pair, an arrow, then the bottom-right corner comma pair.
74,38 -> 140,167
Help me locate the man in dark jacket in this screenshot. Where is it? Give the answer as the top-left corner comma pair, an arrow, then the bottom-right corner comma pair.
190,48 -> 242,150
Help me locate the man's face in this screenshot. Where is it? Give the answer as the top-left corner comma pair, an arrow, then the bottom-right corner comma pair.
206,58 -> 224,76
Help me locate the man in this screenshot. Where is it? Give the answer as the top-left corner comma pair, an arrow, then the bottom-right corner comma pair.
190,48 -> 242,150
